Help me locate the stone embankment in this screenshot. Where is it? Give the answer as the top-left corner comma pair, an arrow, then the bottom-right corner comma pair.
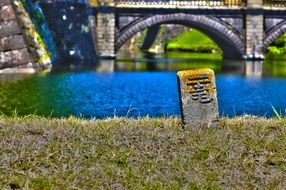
0,0 -> 51,73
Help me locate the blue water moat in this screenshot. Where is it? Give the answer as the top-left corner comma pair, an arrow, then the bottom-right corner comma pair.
1,53 -> 286,118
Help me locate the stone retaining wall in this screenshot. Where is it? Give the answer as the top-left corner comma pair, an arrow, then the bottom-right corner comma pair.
0,0 -> 51,73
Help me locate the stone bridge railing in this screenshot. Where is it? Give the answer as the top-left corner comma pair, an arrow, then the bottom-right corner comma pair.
37,0 -> 286,7
264,0 -> 286,7
88,0 -> 286,7
114,0 -> 245,6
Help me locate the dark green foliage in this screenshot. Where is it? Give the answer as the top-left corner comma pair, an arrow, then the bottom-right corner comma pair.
267,33 -> 286,54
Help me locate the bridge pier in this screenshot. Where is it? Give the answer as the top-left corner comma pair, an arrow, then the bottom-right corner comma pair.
244,0 -> 264,59
96,10 -> 116,58
140,25 -> 160,51
88,0 -> 116,59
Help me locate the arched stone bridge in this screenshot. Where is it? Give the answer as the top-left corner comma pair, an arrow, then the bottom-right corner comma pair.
116,14 -> 244,59
86,0 -> 286,60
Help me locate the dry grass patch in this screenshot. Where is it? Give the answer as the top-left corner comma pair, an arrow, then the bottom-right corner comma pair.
0,116 -> 286,189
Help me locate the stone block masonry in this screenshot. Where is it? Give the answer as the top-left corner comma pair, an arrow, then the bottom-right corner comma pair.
244,0 -> 264,59
0,48 -> 31,69
0,1 -> 33,73
0,0 -> 11,7
0,0 -> 51,73
96,12 -> 116,57
245,15 -> 264,57
177,69 -> 220,128
0,20 -> 21,37
0,35 -> 26,51
0,4 -> 15,21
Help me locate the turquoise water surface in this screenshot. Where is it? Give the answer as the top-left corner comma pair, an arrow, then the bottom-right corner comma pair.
1,54 -> 286,118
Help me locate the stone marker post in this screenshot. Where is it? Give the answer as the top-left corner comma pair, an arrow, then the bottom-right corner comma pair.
177,69 -> 219,128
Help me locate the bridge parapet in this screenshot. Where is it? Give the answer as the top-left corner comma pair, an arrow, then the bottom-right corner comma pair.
264,0 -> 286,7
114,0 -> 245,7
88,0 -> 286,8
89,0 -> 114,6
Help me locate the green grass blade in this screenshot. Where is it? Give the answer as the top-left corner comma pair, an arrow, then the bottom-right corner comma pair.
271,105 -> 282,119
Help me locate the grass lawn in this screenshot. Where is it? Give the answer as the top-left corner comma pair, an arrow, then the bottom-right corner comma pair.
1,116 -> 286,189
165,29 -> 221,53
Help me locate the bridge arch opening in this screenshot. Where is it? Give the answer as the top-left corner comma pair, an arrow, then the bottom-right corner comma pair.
264,21 -> 286,54
116,14 -> 244,60
164,27 -> 222,54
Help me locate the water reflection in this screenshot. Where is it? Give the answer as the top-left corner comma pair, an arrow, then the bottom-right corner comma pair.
116,53 -> 286,78
245,61 -> 263,78
218,60 -> 244,75
95,59 -> 115,72
264,54 -> 286,77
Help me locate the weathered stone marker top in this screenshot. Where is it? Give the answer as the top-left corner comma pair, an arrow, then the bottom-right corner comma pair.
177,68 -> 219,128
